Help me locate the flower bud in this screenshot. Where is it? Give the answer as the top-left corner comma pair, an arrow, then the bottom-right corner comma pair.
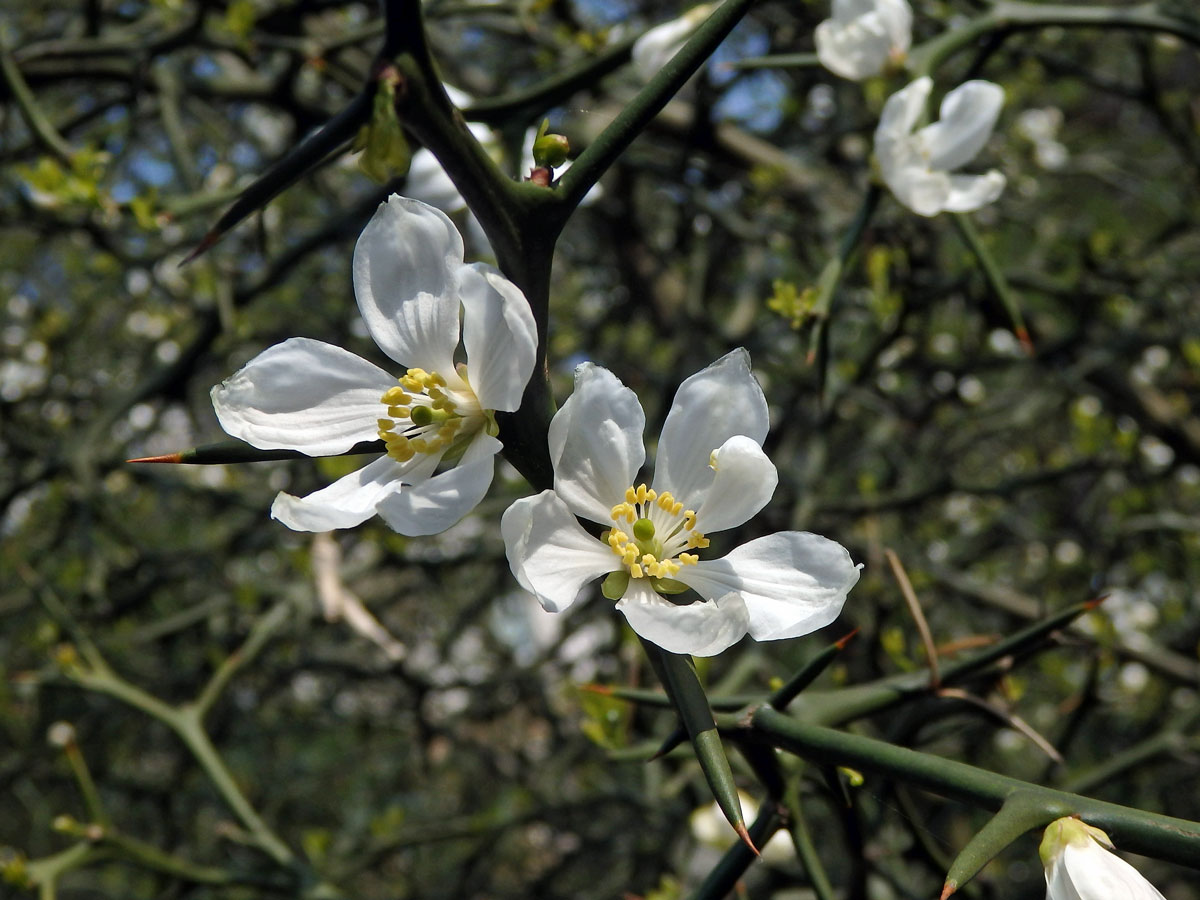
1040,817 -> 1166,900
532,120 -> 570,169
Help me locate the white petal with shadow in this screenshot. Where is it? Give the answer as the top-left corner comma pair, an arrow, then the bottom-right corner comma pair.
211,338 -> 393,455
501,490 -> 617,613
376,434 -> 500,536
679,532 -> 860,641
459,263 -> 536,412
548,363 -> 646,524
692,436 -> 777,534
352,195 -> 462,374
270,453 -> 427,532
654,349 -> 768,509
616,579 -> 749,656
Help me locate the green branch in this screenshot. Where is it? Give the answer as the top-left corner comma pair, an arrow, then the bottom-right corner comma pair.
465,36 -> 639,127
0,45 -> 75,165
750,706 -> 1200,869
908,2 -> 1200,76
193,599 -> 294,718
557,0 -> 761,214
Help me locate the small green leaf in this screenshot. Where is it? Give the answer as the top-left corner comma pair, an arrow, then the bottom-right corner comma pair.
577,687 -> 629,749
357,76 -> 412,184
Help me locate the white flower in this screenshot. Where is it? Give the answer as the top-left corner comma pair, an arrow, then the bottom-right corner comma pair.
874,76 -> 1007,217
501,350 -> 860,657
1040,817 -> 1166,900
631,3 -> 718,83
211,195 -> 537,535
816,0 -> 912,81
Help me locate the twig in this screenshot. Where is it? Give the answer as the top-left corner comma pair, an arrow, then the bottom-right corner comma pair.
0,46 -> 74,165
885,548 -> 941,689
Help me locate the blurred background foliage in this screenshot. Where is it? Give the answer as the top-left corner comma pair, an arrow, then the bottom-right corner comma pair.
2,0 -> 1199,897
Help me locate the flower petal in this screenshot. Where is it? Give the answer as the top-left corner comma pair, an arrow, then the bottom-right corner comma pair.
352,195 -> 463,374
882,165 -> 952,217
877,0 -> 913,52
679,532 -> 860,641
830,0 -> 878,22
917,80 -> 1005,171
693,435 -> 778,534
816,16 -> 892,81
501,490 -> 617,613
459,263 -> 537,412
943,171 -> 1006,212
548,363 -> 646,524
654,349 -> 768,509
875,76 -> 931,148
616,579 -> 749,656
211,337 -> 394,454
1048,843 -> 1167,900
270,453 -> 423,532
376,433 -> 500,535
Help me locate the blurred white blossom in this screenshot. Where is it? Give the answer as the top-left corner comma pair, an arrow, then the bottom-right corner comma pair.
631,4 -> 717,82
875,76 -> 1006,216
1016,107 -> 1069,170
690,791 -> 792,864
816,0 -> 912,80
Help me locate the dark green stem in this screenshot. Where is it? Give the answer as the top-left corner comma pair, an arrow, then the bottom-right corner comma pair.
751,706 -> 1200,869
908,2 -> 1200,76
557,0 -> 760,214
782,777 -> 837,900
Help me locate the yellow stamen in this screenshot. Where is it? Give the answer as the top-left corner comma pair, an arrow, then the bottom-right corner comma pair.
377,366 -> 485,462
607,482 -> 713,582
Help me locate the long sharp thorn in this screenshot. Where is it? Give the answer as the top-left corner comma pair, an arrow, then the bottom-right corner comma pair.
126,453 -> 183,464
734,822 -> 760,857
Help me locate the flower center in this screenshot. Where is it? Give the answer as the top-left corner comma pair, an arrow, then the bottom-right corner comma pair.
601,483 -> 709,580
376,366 -> 485,463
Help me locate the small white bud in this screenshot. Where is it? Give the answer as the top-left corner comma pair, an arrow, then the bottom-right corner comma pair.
1040,817 -> 1166,900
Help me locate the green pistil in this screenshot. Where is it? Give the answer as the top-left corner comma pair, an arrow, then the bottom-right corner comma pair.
632,517 -> 655,542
